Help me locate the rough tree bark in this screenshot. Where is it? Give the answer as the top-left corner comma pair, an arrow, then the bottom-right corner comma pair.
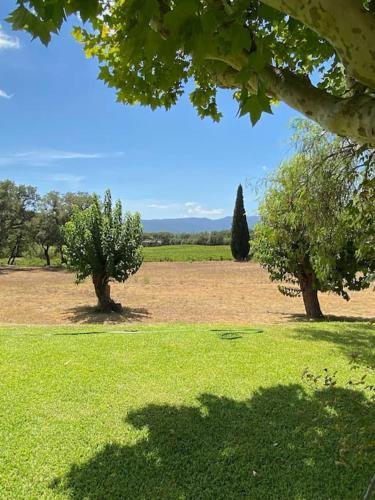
298,273 -> 324,319
92,275 -> 122,313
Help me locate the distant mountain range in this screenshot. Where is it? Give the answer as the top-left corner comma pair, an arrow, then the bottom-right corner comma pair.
141,216 -> 260,234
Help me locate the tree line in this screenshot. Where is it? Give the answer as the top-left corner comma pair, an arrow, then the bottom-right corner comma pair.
143,230 -> 234,246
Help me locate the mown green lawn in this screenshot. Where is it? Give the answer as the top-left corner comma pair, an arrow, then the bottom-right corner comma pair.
0,322 -> 374,499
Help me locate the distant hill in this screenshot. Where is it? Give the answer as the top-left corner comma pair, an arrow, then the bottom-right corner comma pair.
142,216 -> 259,234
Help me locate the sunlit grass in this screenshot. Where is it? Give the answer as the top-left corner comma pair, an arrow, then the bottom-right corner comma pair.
0,322 -> 374,498
143,244 -> 232,262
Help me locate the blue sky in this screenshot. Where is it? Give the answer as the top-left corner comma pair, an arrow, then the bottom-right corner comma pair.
0,1 -> 298,219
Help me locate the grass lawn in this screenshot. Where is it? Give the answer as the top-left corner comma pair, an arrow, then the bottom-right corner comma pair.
0,322 -> 374,499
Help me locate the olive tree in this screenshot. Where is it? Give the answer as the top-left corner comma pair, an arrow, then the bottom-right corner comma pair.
253,123 -> 374,318
63,190 -> 143,312
8,1 -> 375,145
0,180 -> 38,263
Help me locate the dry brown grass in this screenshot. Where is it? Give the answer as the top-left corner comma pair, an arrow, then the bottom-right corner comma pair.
0,262 -> 373,325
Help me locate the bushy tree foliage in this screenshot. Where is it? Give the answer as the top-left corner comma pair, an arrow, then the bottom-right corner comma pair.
34,192 -> 63,266
253,122 -> 374,319
8,1 -> 375,145
64,190 -> 143,312
231,185 -> 250,261
0,180 -> 38,263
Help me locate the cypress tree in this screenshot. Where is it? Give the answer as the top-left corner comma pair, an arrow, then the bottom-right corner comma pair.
231,184 -> 250,261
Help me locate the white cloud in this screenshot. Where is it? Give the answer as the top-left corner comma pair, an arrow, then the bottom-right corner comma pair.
0,89 -> 12,99
145,201 -> 225,218
0,28 -> 20,50
51,173 -> 86,183
50,173 -> 86,189
0,149 -> 124,167
184,202 -> 224,217
147,203 -> 177,210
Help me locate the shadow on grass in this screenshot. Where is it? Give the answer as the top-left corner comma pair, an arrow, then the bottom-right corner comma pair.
56,330 -> 140,336
52,385 -> 374,499
66,306 -> 151,324
291,324 -> 375,368
0,330 -> 140,337
284,312 -> 375,323
0,265 -> 66,274
211,329 -> 263,340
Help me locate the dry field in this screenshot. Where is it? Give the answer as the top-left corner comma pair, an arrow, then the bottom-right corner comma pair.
0,262 -> 373,325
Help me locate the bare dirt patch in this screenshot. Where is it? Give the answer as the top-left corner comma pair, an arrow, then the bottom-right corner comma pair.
0,262 -> 373,325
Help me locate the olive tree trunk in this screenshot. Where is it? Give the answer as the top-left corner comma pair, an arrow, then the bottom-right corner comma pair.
92,275 -> 122,313
8,239 -> 20,265
299,273 -> 324,319
43,246 -> 51,266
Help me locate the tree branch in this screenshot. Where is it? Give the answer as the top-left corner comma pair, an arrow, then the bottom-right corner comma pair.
261,66 -> 375,146
211,56 -> 375,146
261,0 -> 375,90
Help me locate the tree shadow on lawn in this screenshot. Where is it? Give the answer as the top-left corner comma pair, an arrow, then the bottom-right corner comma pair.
211,329 -> 264,340
52,384 -> 374,499
55,330 -> 140,336
66,306 -> 151,324
0,265 -> 65,273
283,312 -> 375,323
290,324 -> 375,368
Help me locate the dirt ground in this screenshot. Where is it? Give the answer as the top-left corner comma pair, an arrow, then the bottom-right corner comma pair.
0,262 -> 374,325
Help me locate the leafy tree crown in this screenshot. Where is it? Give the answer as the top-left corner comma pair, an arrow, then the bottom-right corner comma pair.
64,189 -> 143,283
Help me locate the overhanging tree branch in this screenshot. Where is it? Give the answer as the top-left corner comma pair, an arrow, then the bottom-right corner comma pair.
262,0 -> 375,90
210,54 -> 375,146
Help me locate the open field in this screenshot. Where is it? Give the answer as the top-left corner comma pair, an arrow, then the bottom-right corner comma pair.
0,245 -> 232,268
143,244 -> 232,262
0,322 -> 374,499
0,262 -> 373,325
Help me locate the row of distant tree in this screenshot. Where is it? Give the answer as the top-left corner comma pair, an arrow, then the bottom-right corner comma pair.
143,230 -> 234,246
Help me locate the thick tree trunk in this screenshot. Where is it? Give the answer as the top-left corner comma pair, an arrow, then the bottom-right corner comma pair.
92,275 -> 122,313
299,274 -> 324,319
43,246 -> 50,266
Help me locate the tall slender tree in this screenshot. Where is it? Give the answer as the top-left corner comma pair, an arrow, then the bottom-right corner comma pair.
231,185 -> 250,262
